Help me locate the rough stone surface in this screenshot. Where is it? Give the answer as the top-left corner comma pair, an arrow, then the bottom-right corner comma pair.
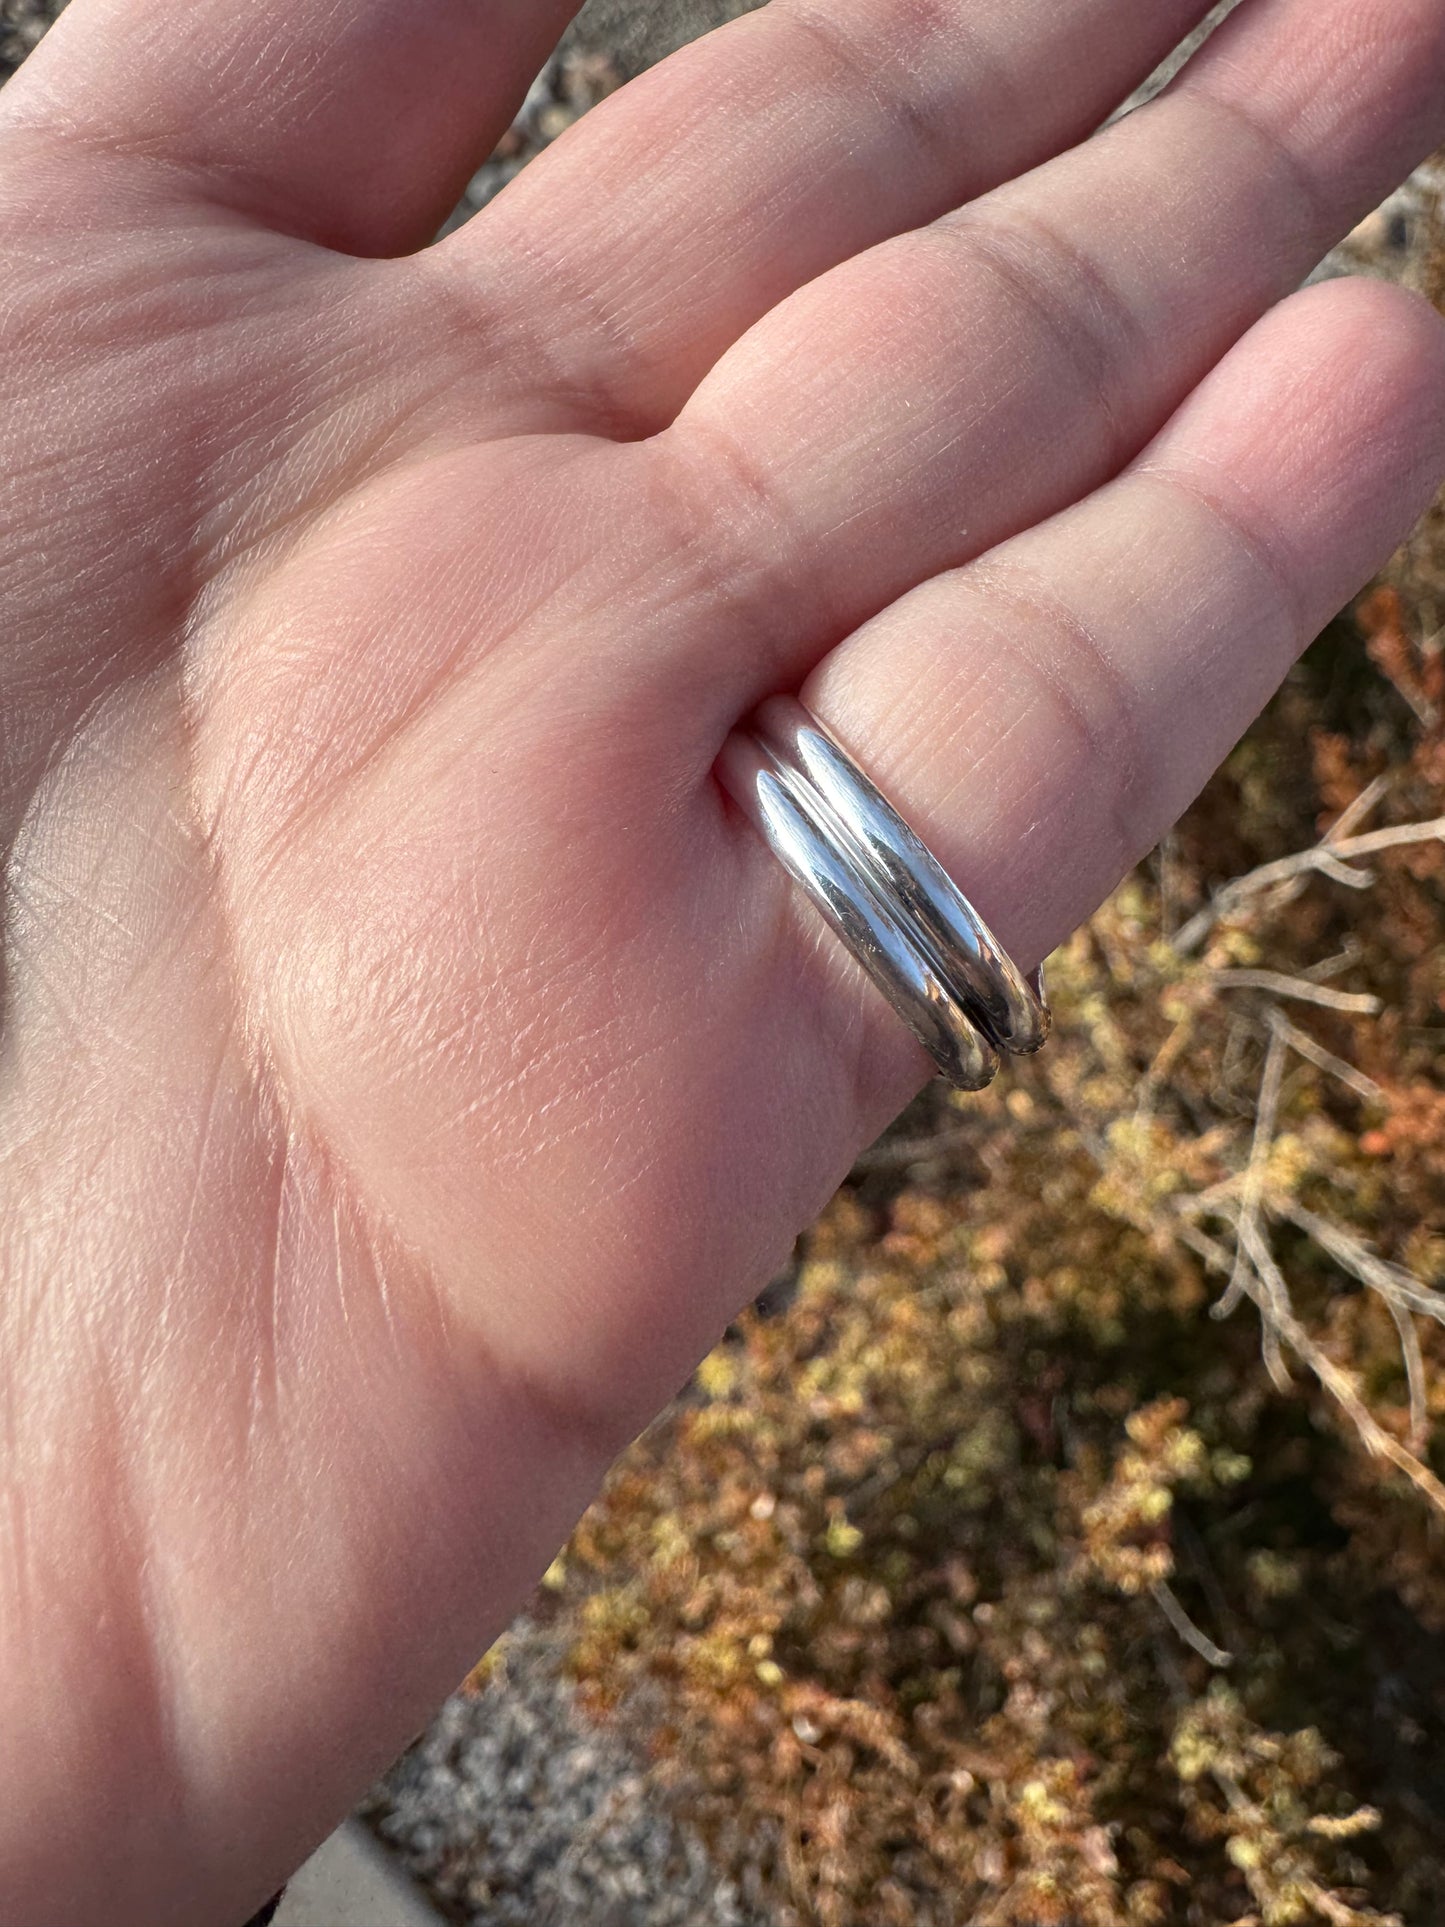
0,0 -> 66,80
361,1619 -> 767,1927
569,0 -> 765,77
275,1822 -> 442,1927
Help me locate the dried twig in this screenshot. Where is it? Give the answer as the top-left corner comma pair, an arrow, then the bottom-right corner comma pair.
1326,816 -> 1445,861
1386,1296 -> 1430,1454
1216,1025 -> 1288,1336
1203,1764 -> 1400,1926
1235,1211 -> 1295,1397
1150,1579 -> 1233,1669
1175,1208 -> 1445,1522
1265,1008 -> 1384,1105
1281,1203 -> 1445,1326
1301,940 -> 1368,985
1252,1256 -> 1444,1515
1170,790 -> 1383,953
1207,970 -> 1382,1016
1183,1027 -> 1438,1460
1323,774 -> 1395,843
1171,791 -> 1445,957
1279,1201 -> 1445,1451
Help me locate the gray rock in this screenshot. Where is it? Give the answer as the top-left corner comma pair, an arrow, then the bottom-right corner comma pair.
361,1618 -> 770,1927
567,0 -> 765,77
0,0 -> 67,81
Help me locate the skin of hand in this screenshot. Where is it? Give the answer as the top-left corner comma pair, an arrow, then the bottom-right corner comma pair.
0,0 -> 1443,1920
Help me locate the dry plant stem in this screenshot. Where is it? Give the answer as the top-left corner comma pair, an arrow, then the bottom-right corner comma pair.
1265,1007 -> 1383,1105
1280,1200 -> 1444,1448
1183,1122 -> 1438,1456
1311,851 -> 1379,889
1283,1201 -> 1445,1326
1243,1238 -> 1445,1516
1207,971 -> 1383,1015
1301,941 -> 1369,985
1170,794 -> 1445,957
1170,796 -> 1382,954
1324,775 -> 1394,842
1210,1767 -> 1395,1927
1304,1874 -> 1400,1927
1150,1578 -> 1233,1668
1239,1023 -> 1285,1230
1168,822 -> 1440,1512
1168,1202 -> 1445,1521
850,1121 -> 978,1172
1302,1887 -> 1399,1927
1216,1023 -> 1288,1348
1320,815 -> 1445,859
1385,1296 -> 1430,1453
1235,1211 -> 1297,1398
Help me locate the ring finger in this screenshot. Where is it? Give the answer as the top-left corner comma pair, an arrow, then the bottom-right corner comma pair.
779,277 -> 1445,1107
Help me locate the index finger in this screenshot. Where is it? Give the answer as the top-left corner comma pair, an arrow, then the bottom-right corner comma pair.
0,0 -> 577,256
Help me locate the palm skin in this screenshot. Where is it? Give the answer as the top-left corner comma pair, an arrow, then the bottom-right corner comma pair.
2,1 -> 1445,1922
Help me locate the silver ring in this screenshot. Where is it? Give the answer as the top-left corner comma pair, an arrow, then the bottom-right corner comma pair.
719,696 -> 1050,1092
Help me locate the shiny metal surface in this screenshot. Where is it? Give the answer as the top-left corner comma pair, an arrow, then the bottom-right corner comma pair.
720,697 -> 1050,1091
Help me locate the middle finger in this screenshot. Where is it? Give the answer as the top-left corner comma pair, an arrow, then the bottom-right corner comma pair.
445,0 -> 1223,432
650,0 -> 1445,717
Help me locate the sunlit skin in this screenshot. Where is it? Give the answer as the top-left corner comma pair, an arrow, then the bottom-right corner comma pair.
1,1 -> 1443,1920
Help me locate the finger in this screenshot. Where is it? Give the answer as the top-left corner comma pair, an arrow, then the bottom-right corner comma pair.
0,0 -> 578,255
797,278 -> 1445,1050
448,0 -> 1220,430
652,0 -> 1445,712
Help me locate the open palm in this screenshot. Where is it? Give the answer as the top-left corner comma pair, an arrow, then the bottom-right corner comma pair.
2,1 -> 1444,1920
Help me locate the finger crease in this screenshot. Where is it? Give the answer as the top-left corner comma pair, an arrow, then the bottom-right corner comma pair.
1170,79 -> 1332,259
933,200 -> 1150,479
1131,461 -> 1309,645
780,0 -> 1006,199
660,416 -> 850,679
422,244 -> 658,445
967,559 -> 1155,876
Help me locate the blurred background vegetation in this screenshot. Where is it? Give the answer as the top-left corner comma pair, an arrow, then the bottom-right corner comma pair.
6,5 -> 1444,1923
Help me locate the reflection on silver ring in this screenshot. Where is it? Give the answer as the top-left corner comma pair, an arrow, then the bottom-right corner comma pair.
719,696 -> 1050,1093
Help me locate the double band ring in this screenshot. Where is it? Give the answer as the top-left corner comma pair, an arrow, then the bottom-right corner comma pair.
719,697 -> 1050,1092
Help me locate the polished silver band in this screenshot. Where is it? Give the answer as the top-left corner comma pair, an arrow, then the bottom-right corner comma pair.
719,697 -> 1049,1092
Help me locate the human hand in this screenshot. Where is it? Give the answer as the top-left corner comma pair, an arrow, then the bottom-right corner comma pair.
1,2 -> 1442,1920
